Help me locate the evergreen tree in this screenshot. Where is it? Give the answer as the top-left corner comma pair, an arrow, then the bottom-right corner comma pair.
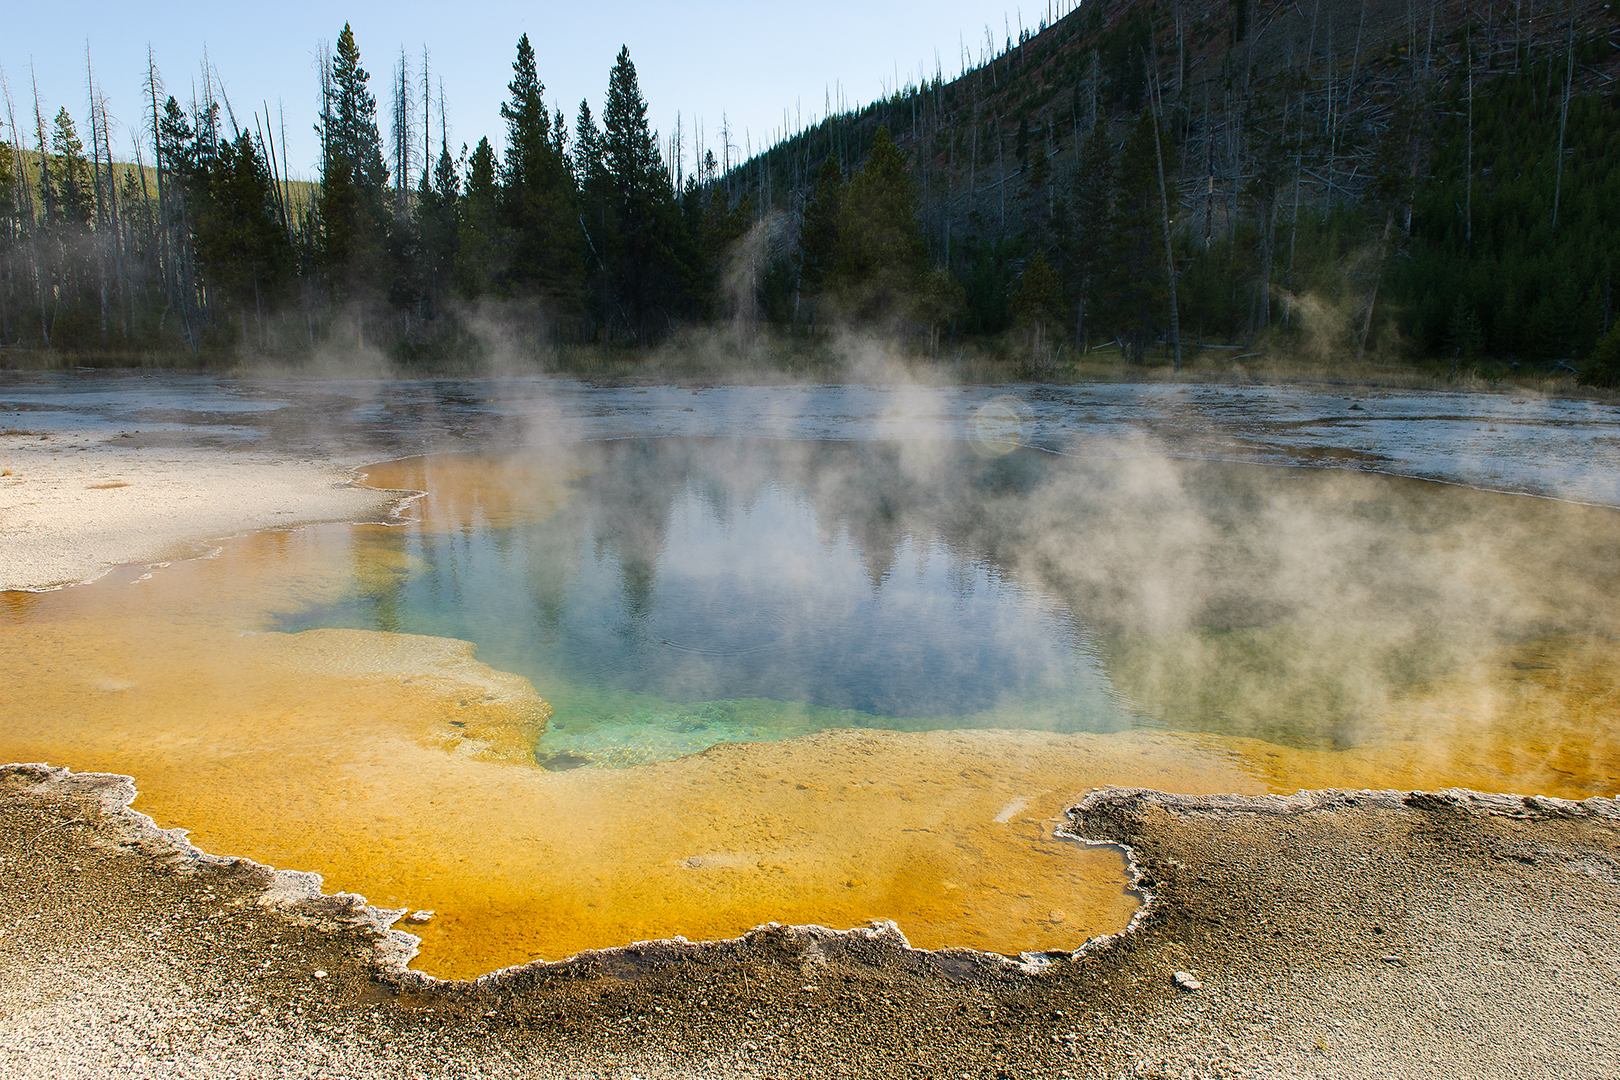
156,97 -> 197,181
50,108 -> 93,228
552,106 -> 570,167
1012,249 -> 1063,358
194,131 -> 293,332
573,98 -> 611,325
416,140 -> 460,318
574,99 -> 606,212
915,266 -> 966,354
386,198 -> 423,316
796,154 -> 844,331
456,137 -> 502,299
1579,320 -> 1620,387
829,127 -> 925,323
697,187 -> 753,320
0,137 -> 15,236
601,46 -> 680,343
1101,112 -> 1167,362
1067,121 -> 1114,347
1397,67 -> 1619,362
499,34 -> 582,302
316,24 -> 390,295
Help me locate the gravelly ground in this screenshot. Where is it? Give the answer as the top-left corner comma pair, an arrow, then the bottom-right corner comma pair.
2,766 -> 1614,1080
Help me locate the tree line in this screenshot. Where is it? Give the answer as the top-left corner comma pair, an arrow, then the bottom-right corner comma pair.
0,27 -> 770,358
1,3 -> 1617,382
733,0 -> 1620,380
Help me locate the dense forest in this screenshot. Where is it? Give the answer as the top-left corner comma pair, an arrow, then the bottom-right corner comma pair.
1,0 -> 1617,382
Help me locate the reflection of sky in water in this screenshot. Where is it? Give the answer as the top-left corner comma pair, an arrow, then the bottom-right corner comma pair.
278,441 -> 1130,756
275,435 -> 1620,768
564,479 -> 1099,717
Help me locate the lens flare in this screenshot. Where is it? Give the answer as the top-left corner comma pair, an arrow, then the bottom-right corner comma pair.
969,396 -> 1034,456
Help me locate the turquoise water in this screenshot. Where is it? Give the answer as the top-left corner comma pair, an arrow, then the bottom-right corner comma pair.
272,436 -> 1620,768
274,439 -> 1136,765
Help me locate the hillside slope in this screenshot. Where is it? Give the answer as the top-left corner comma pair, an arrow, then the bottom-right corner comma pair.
740,0 -> 1619,366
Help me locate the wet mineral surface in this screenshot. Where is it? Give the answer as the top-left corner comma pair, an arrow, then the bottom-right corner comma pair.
4,379 -> 1620,978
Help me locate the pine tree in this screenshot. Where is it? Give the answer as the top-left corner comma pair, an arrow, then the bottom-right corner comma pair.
0,138 -> 15,233
1579,320 -> 1620,388
573,98 -> 611,324
1012,249 -> 1063,362
601,46 -> 680,343
499,34 -> 581,303
456,137 -> 502,299
695,187 -> 752,323
316,24 -> 390,295
194,131 -> 292,340
915,267 -> 966,354
574,99 -> 605,208
1068,121 -> 1114,349
416,140 -> 460,317
796,155 -> 845,331
1101,112 -> 1166,362
156,97 -> 197,180
50,108 -> 93,228
829,127 -> 926,323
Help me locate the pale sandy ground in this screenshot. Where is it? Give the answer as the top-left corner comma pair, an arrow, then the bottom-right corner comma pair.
0,428 -> 405,591
2,378 -> 1618,1077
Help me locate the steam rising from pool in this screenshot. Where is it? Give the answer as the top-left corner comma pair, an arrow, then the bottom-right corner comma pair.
2,425 -> 1616,978
285,436 -> 1620,771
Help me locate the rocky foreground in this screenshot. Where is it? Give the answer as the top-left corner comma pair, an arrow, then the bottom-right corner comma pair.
1,764 -> 1615,1079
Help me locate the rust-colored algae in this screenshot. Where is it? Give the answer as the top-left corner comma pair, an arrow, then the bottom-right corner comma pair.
3,449 -> 1618,981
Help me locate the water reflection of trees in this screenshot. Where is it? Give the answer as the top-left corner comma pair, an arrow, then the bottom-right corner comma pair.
346,440 -> 1620,749
564,439 -> 1620,748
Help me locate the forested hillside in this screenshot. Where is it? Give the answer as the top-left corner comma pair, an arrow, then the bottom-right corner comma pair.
750,0 -> 1619,376
1,2 -> 1617,380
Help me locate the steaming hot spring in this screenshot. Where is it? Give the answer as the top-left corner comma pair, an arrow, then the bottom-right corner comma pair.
3,431 -> 1615,979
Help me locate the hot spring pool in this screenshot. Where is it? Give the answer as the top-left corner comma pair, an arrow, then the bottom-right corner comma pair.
292,436 -> 1620,768
3,433 -> 1617,978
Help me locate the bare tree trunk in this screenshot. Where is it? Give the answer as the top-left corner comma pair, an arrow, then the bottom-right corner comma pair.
1088,50 -> 1100,132
1147,58 -> 1182,372
1347,0 -> 1367,131
97,91 -> 129,339
1286,0 -> 1321,326
1203,86 -> 1213,249
967,101 -> 978,226
30,80 -> 52,347
422,46 -> 431,188
996,110 -> 1006,237
1466,7 -> 1474,251
1325,23 -> 1336,203
1425,0 -> 1437,78
945,130 -> 954,266
0,81 -> 28,347
146,51 -> 175,335
86,49 -> 110,340
1358,209 -> 1394,361
1552,0 -> 1574,230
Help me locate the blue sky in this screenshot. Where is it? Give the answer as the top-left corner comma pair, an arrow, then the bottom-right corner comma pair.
5,2 -> 1078,180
